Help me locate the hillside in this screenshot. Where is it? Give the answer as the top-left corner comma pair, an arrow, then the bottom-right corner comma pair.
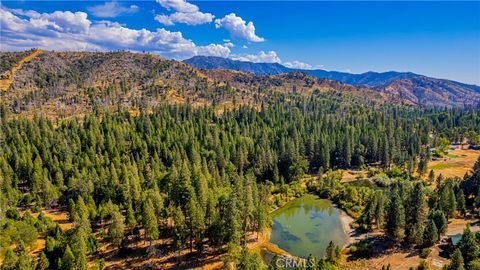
379,76 -> 480,107
0,50 -> 391,119
184,56 -> 480,108
1,51 -> 478,120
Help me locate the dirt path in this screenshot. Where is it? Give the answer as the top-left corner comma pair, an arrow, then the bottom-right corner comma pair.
0,49 -> 43,91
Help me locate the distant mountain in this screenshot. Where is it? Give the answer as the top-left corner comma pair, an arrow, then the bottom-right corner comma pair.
184,56 -> 419,87
184,56 -> 480,107
184,55 -> 290,75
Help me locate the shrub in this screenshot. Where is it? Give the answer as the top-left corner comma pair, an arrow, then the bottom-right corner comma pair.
419,248 -> 431,259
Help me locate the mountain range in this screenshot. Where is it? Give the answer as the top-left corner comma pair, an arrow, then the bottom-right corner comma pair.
0,50 -> 479,120
184,56 -> 480,107
184,56 -> 420,87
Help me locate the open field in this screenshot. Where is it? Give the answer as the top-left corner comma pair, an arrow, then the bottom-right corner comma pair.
428,148 -> 480,179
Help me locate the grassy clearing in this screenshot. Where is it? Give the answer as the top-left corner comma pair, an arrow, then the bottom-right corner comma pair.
428,148 -> 479,178
430,164 -> 455,170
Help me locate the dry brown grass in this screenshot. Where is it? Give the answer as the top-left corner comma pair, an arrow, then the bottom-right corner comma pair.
341,249 -> 423,270
428,148 -> 479,179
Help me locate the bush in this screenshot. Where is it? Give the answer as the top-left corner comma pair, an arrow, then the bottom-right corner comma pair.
468,259 -> 480,270
372,175 -> 392,187
5,208 -> 20,220
350,240 -> 373,258
419,248 -> 431,259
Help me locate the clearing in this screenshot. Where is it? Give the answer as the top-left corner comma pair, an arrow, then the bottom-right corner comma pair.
428,148 -> 480,179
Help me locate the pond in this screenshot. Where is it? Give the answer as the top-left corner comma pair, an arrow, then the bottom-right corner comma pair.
269,194 -> 349,259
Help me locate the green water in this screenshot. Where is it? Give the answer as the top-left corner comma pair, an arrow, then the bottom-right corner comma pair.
269,194 -> 348,259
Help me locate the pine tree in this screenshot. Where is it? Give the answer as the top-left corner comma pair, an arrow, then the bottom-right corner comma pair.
430,210 -> 448,237
142,199 -> 159,244
1,248 -> 18,270
381,135 -> 390,169
172,206 -> 187,250
418,153 -> 428,176
16,250 -> 34,270
449,249 -> 465,270
126,202 -> 137,235
458,225 -> 479,265
36,252 -> 49,270
448,187 -> 458,218
60,245 -> 75,270
226,188 -> 242,244
108,208 -> 125,248
475,187 -> 480,216
71,227 -> 88,270
422,219 -> 438,247
439,184 -> 457,218
325,241 -> 341,265
359,190 -> 385,230
406,183 -> 428,245
456,190 -> 466,217
186,196 -> 205,251
386,188 -> 406,241
428,170 -> 435,184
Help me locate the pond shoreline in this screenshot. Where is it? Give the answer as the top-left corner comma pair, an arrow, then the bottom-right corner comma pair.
338,209 -> 357,247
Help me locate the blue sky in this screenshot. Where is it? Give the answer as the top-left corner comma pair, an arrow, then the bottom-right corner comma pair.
1,1 -> 479,84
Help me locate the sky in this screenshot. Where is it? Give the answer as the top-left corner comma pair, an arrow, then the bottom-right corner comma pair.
1,1 -> 479,84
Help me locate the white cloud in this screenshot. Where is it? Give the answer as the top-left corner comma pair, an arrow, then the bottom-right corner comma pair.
231,51 -> 280,63
87,1 -> 139,18
242,45 -> 248,49
156,0 -> 198,13
196,44 -> 231,57
154,0 -> 212,26
284,61 -> 314,70
0,7 -> 230,59
230,51 -> 320,70
215,13 -> 264,42
155,11 -> 213,26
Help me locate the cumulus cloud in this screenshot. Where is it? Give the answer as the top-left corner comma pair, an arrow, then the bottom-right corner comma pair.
283,61 -> 314,70
230,51 -> 319,69
230,51 -> 280,63
0,7 -> 230,59
155,0 -> 213,26
155,11 -> 213,26
87,1 -> 138,18
215,13 -> 264,42
156,0 -> 198,13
